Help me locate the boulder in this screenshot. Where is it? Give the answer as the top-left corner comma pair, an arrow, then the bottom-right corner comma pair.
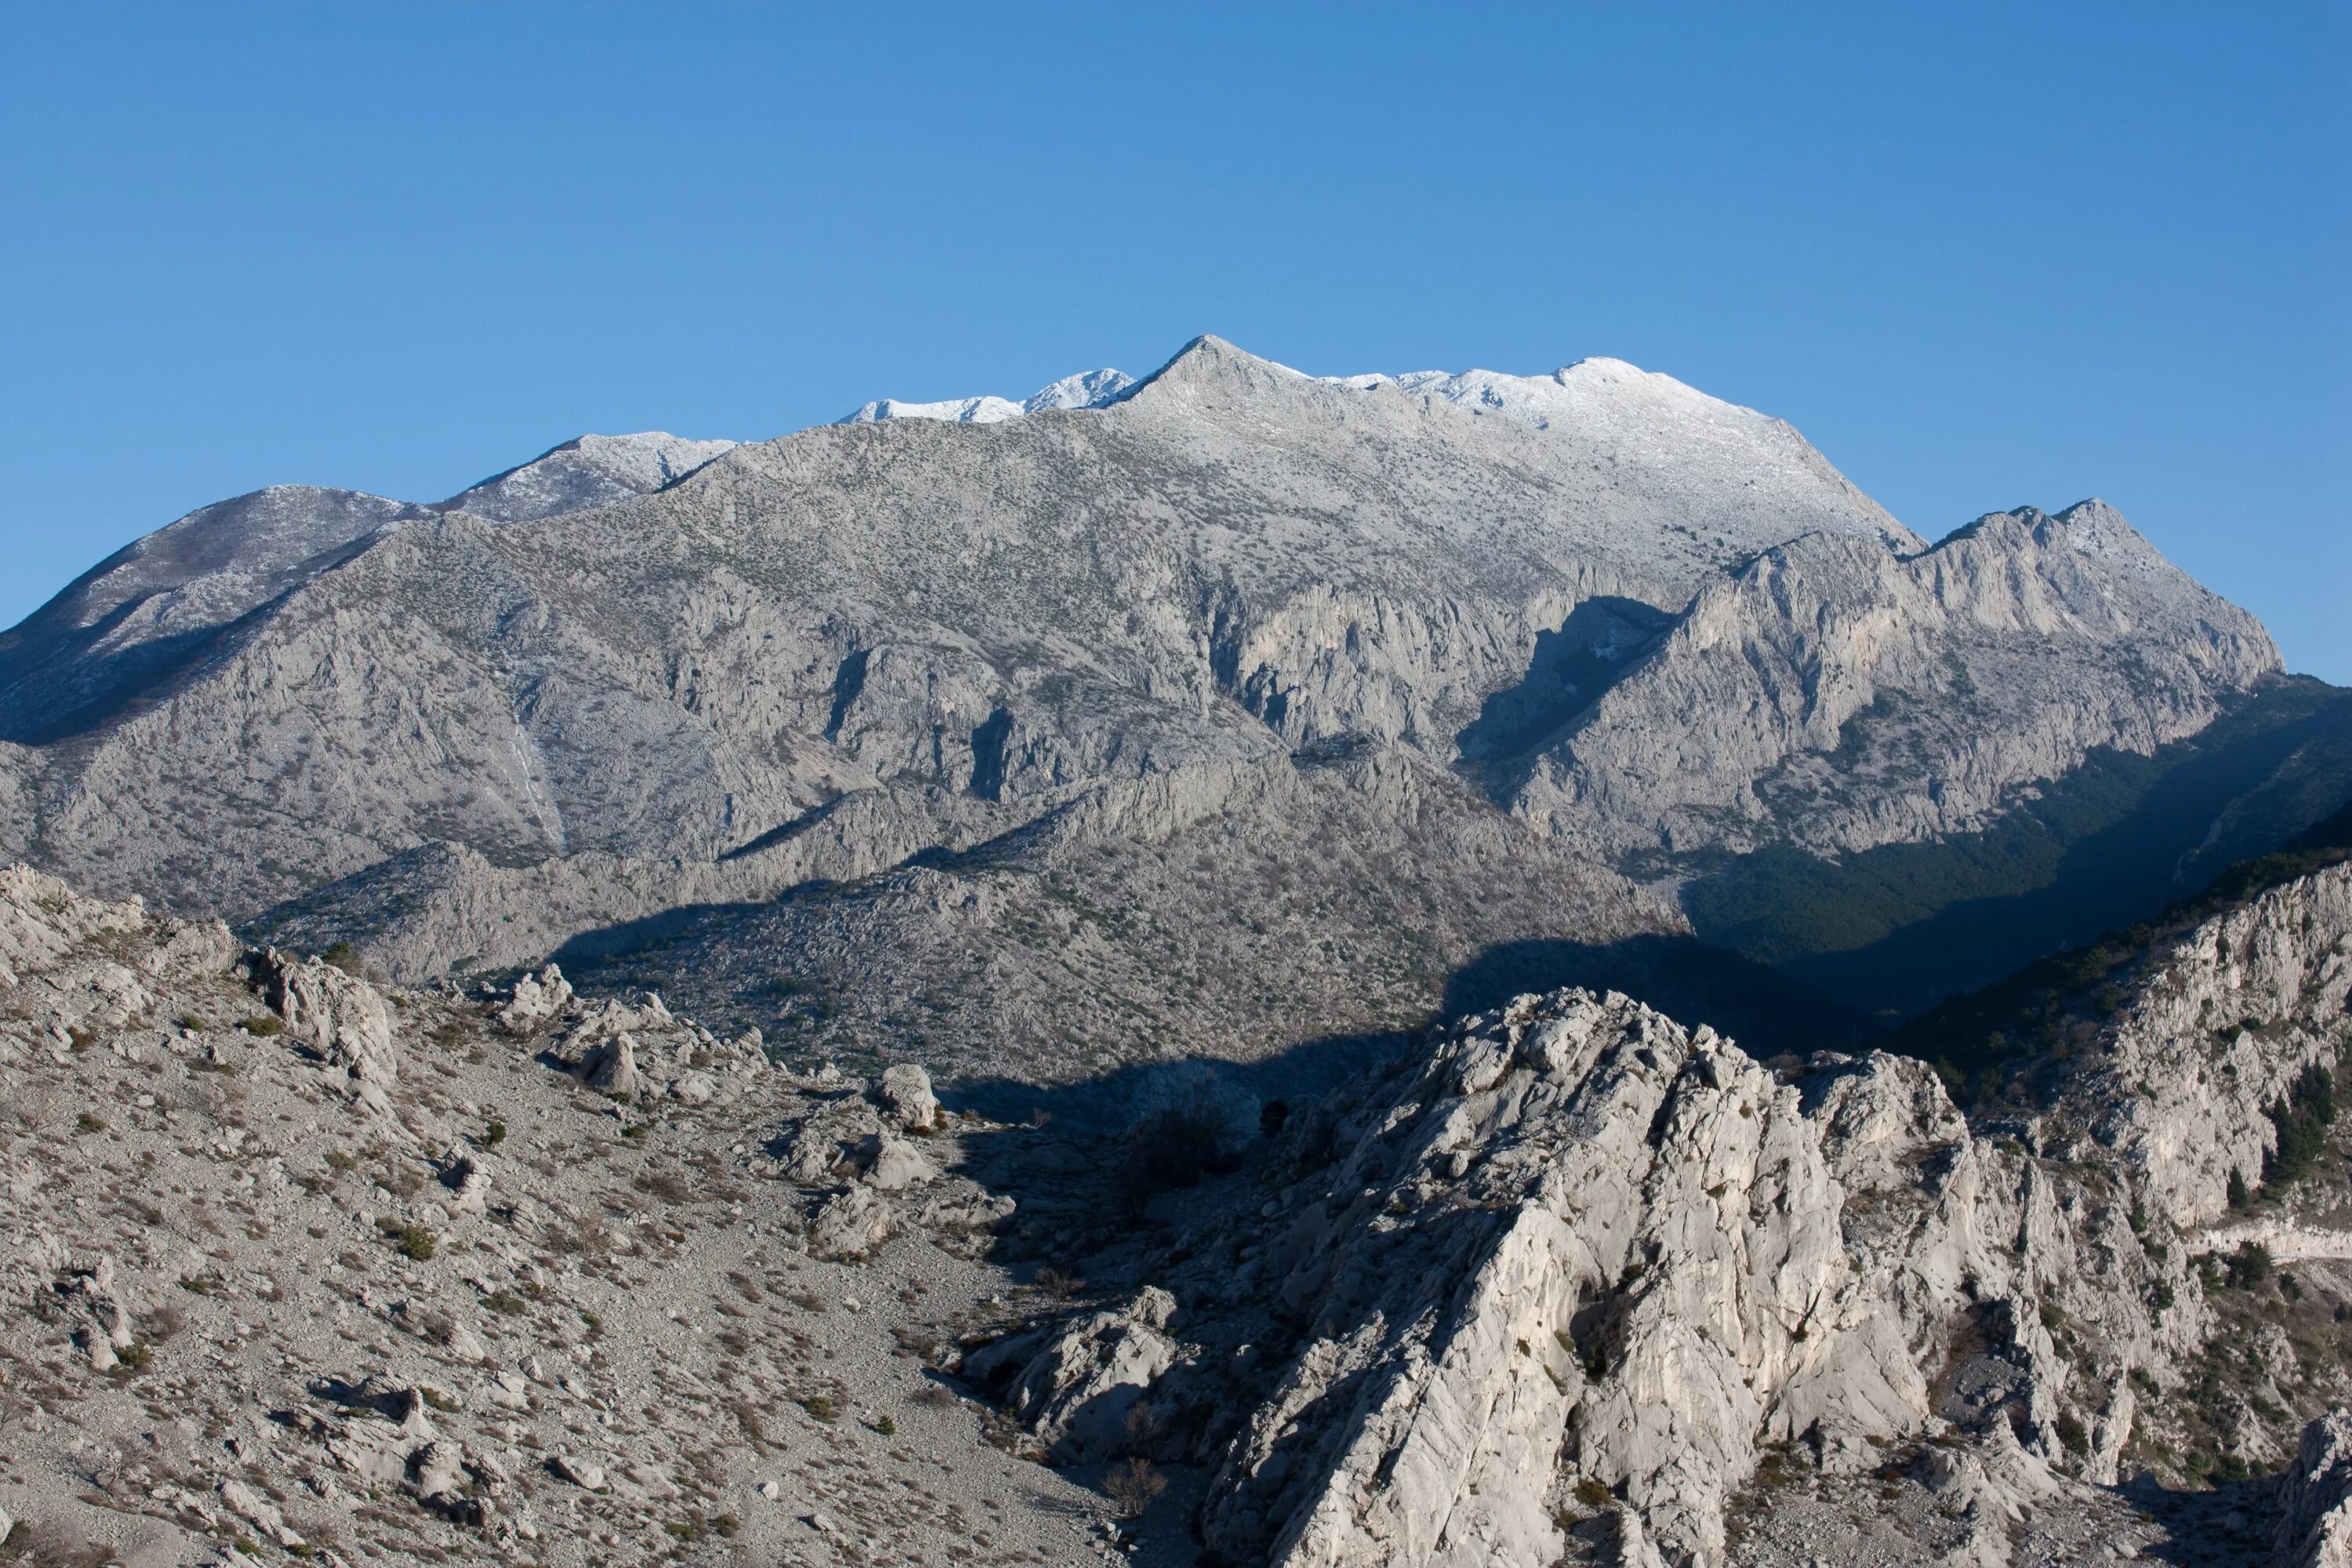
497,964 -> 573,1035
441,1154 -> 492,1216
809,1185 -> 894,1261
254,948 -> 399,1087
876,1063 -> 942,1132
582,1033 -> 641,1098
867,1138 -> 938,1192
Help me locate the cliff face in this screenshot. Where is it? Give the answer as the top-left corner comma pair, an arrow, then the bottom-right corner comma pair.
1120,862 -> 2352,1566
1519,504 -> 2280,858
2088,863 -> 2352,1229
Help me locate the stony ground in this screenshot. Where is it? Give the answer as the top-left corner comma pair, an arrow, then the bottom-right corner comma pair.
0,867 -> 1130,1568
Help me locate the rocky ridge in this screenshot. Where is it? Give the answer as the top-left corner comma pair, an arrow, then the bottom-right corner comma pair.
927,861 -> 2352,1566
4,853 -> 2351,1566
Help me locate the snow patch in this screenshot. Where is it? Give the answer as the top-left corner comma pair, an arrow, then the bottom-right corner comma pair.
840,368 -> 1136,426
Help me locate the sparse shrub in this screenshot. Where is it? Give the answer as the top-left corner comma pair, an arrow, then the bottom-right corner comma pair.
483,1290 -> 528,1316
176,1014 -> 206,1033
483,1120 -> 507,1147
393,1224 -> 437,1262
74,1113 -> 105,1135
873,1414 -> 897,1436
1033,1266 -> 1080,1303
241,1016 -> 282,1037
325,1149 -> 357,1173
1103,1455 -> 1167,1518
1115,1091 -> 1244,1210
633,1170 -> 692,1203
1573,1475 -> 1613,1509
2053,1412 -> 2088,1454
798,1392 -> 837,1422
322,942 -> 360,974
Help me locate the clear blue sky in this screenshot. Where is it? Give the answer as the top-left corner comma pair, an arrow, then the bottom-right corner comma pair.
5,5 -> 2346,677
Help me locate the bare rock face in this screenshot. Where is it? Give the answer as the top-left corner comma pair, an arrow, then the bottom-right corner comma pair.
990,1288 -> 1188,1465
1201,992 -> 2031,1567
2091,862 -> 2352,1228
1515,504 -> 2277,858
253,948 -> 399,1089
1162,855 -> 2352,1566
2275,1410 -> 2352,1567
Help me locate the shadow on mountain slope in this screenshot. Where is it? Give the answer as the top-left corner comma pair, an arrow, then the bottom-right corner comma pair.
942,929 -> 1865,1131
1682,675 -> 2352,1019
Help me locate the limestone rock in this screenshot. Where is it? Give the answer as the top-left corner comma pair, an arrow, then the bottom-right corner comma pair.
866,1137 -> 938,1192
876,1063 -> 942,1132
1001,1289 -> 1184,1464
582,1032 -> 641,1098
551,1454 -> 608,1491
497,964 -> 572,1035
809,1184 -> 893,1261
2277,1410 -> 2352,1568
255,947 -> 399,1087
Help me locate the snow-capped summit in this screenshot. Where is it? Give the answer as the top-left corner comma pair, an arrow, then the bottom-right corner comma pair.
840,368 -> 1134,426
1323,358 -> 1756,434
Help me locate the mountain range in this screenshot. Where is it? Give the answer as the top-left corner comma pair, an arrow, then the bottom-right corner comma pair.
2,336 -> 2350,1567
2,336 -> 2340,1083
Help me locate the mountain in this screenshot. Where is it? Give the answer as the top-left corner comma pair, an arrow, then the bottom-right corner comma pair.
0,336 -> 2338,1093
3,332 -> 2350,1563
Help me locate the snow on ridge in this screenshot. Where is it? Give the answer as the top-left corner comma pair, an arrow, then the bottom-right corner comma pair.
837,347 -> 1759,440
1318,358 -> 1762,434
840,368 -> 1137,426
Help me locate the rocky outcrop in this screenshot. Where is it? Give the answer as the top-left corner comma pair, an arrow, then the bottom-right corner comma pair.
2088,862 -> 2352,1227
1200,992 -> 2048,1567
2276,1410 -> 2352,1567
252,947 -> 400,1090
1184,850 -> 2352,1568
994,1288 -> 1186,1465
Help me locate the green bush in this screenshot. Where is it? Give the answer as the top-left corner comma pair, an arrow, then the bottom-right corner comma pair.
2265,1065 -> 2336,1186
